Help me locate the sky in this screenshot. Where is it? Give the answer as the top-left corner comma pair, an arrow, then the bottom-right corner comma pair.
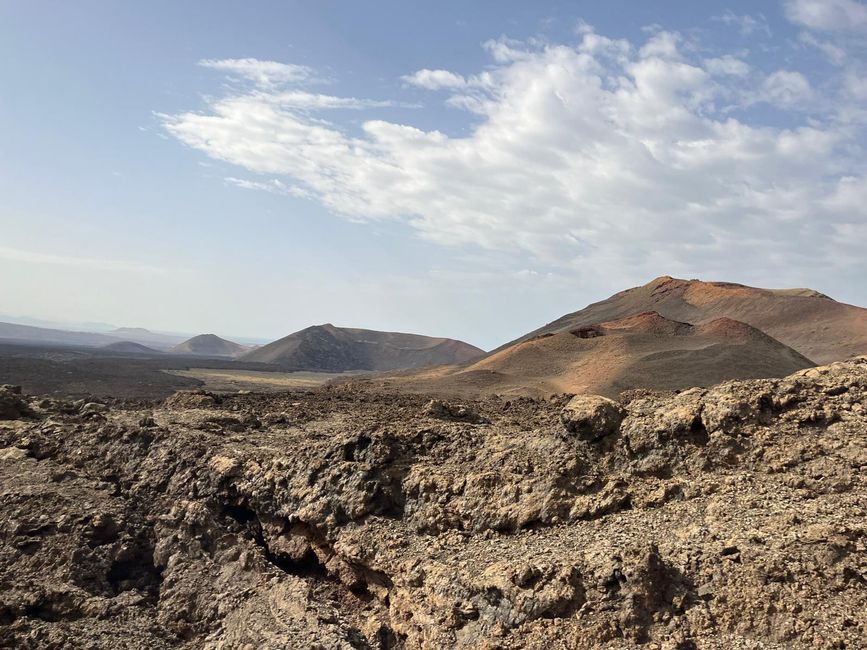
1,0 -> 866,350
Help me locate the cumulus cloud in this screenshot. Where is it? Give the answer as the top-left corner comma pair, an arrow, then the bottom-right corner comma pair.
162,28 -> 866,283
784,0 -> 867,31
639,31 -> 683,59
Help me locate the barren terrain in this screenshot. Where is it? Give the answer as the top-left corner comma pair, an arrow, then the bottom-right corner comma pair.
166,368 -> 361,393
0,343 -> 297,400
1,357 -> 864,648
508,276 -> 867,365
365,312 -> 815,398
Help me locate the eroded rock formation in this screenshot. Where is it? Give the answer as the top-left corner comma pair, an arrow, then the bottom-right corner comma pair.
0,359 -> 865,648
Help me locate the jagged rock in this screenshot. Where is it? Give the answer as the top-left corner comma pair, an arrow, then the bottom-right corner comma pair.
137,415 -> 156,428
80,402 -> 108,415
422,399 -> 486,423
163,389 -> 219,409
0,359 -> 865,648
560,394 -> 625,440
0,385 -> 32,420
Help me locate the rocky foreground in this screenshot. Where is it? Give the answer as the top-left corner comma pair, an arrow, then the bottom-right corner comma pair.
0,359 -> 865,649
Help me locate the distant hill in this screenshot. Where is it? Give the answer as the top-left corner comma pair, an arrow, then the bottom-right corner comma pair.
503,276 -> 867,364
101,341 -> 162,355
370,311 -> 814,398
109,327 -> 187,349
0,321 -> 187,351
171,334 -> 248,358
0,314 -> 117,332
0,321 -> 120,348
240,324 -> 484,371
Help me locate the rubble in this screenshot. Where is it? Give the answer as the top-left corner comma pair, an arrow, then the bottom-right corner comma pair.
0,358 -> 865,648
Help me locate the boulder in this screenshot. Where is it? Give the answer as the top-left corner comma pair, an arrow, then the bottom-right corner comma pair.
422,399 -> 487,423
561,395 -> 625,441
0,386 -> 31,420
80,402 -> 108,415
164,390 -> 219,409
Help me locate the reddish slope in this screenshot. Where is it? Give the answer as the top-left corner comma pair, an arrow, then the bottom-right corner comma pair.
370,312 -> 814,398
503,276 -> 867,364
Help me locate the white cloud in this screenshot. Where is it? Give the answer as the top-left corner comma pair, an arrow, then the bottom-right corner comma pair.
639,31 -> 682,60
704,55 -> 751,77
162,28 -> 867,283
0,246 -> 166,274
482,36 -> 533,63
225,177 -> 311,198
785,0 -> 867,31
199,58 -> 314,88
798,32 -> 848,65
713,11 -> 771,36
761,70 -> 814,107
402,69 -> 468,90
844,68 -> 867,99
267,91 -> 401,110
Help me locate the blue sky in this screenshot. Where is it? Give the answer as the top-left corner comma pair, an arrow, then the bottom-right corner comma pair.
1,1 -> 866,349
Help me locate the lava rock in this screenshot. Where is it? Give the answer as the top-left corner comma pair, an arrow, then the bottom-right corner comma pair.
0,385 -> 32,420
422,399 -> 487,423
561,395 -> 625,441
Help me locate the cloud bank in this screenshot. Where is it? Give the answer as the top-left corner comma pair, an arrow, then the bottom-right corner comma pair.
0,246 -> 166,274
163,15 -> 867,285
784,0 -> 867,31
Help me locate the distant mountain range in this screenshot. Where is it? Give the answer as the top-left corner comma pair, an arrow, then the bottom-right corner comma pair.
3,276 -> 865,389
0,313 -> 117,332
0,322 -> 185,350
0,320 -> 483,371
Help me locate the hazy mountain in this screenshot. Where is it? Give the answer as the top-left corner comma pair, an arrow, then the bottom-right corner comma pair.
101,341 -> 162,355
171,334 -> 249,358
109,328 -> 187,349
0,314 -> 118,332
0,320 -> 189,351
0,321 -> 121,348
240,324 -> 484,371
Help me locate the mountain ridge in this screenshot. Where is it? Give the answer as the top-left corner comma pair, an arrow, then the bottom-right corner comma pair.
355,310 -> 815,398
497,276 -> 866,364
241,324 -> 484,371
